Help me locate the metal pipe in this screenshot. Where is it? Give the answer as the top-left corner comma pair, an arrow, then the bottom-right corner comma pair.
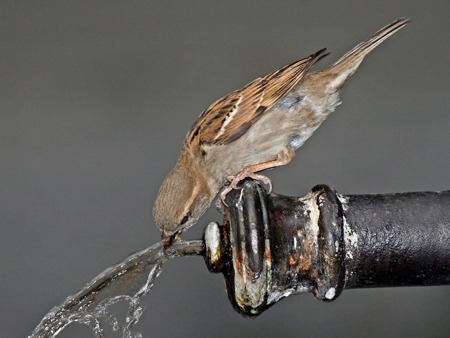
203,180 -> 450,317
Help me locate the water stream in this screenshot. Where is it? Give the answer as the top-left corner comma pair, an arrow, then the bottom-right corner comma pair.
29,240 -> 205,338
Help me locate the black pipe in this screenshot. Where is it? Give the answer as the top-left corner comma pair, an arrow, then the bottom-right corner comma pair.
203,180 -> 450,317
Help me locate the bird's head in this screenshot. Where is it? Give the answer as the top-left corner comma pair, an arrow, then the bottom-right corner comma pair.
153,160 -> 212,247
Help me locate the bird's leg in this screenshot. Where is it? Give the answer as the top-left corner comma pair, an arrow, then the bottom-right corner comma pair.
228,170 -> 273,193
215,169 -> 271,210
216,147 -> 296,209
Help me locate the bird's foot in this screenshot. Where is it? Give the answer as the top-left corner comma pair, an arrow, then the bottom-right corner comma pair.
215,182 -> 237,212
215,170 -> 273,212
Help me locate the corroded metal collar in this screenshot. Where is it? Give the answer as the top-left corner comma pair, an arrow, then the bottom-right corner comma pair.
204,180 -> 450,317
203,181 -> 347,316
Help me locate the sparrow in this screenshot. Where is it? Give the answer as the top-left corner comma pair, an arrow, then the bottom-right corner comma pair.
154,18 -> 409,247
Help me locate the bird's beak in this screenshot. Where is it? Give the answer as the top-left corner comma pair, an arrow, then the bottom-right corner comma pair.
161,231 -> 180,251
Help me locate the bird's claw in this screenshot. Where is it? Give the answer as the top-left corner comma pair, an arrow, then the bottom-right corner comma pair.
215,171 -> 273,213
215,196 -> 226,213
215,180 -> 241,212
253,174 -> 273,194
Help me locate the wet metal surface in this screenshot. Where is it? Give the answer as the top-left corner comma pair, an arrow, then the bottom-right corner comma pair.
204,180 -> 450,317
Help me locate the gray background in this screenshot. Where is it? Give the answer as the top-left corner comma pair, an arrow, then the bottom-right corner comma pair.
2,1 -> 449,337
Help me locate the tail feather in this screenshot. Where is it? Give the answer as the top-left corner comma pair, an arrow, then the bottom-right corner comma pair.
327,18 -> 410,90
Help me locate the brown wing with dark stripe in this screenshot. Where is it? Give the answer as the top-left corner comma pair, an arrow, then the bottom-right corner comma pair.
187,48 -> 329,147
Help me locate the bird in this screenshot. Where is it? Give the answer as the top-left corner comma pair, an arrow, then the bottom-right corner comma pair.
153,18 -> 409,248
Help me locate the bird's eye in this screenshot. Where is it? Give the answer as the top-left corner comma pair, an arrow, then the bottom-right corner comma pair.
180,212 -> 191,225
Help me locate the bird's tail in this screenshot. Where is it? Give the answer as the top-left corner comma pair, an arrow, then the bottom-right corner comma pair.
324,18 -> 409,91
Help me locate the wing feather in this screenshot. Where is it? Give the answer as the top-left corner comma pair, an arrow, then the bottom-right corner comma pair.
187,48 -> 328,147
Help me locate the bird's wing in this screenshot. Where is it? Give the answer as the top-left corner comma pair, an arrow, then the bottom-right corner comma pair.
187,48 -> 328,146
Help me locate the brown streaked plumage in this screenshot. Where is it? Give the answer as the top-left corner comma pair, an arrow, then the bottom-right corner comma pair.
188,48 -> 328,147
154,18 -> 409,247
